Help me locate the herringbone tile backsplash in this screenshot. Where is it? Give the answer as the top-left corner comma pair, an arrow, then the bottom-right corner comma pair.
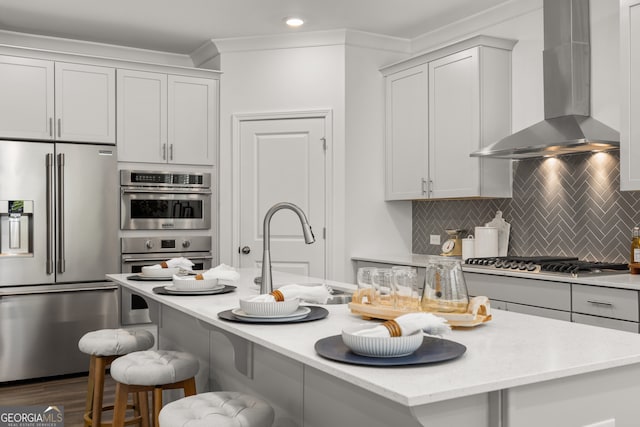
413,151 -> 640,263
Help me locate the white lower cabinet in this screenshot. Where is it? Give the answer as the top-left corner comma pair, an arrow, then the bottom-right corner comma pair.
571,284 -> 640,332
466,272 -> 640,331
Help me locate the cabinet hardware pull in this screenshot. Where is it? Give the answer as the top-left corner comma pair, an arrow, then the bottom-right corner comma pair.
57,118 -> 61,138
587,300 -> 613,307
429,179 -> 433,195
421,178 -> 427,195
49,118 -> 53,137
162,144 -> 167,160
169,144 -> 174,161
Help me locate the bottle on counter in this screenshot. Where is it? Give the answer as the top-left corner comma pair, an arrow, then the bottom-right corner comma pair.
631,226 -> 640,264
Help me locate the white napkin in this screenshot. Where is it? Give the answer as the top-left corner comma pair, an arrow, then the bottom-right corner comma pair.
146,257 -> 194,270
351,313 -> 451,337
249,284 -> 332,304
173,264 -> 240,281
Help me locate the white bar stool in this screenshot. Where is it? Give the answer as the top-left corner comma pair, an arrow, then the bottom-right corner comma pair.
158,392 -> 274,427
78,328 -> 155,427
110,350 -> 199,427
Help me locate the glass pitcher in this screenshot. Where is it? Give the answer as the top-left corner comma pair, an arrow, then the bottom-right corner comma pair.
421,259 -> 469,313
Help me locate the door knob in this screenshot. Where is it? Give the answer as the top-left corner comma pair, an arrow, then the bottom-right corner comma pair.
240,246 -> 251,254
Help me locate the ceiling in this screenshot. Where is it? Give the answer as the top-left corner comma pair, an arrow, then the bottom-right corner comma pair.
0,0 -> 512,55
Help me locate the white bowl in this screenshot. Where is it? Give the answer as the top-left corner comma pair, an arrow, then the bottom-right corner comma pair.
341,325 -> 423,358
172,277 -> 220,291
141,266 -> 180,277
239,297 -> 300,317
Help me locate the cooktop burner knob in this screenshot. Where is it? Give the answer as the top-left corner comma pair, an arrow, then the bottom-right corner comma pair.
495,260 -> 504,268
518,262 -> 528,270
525,262 -> 537,271
145,240 -> 154,250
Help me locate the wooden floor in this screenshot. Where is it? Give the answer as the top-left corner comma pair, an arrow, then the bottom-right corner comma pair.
0,373 -> 116,427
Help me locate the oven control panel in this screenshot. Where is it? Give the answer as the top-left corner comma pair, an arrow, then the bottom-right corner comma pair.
122,236 -> 211,253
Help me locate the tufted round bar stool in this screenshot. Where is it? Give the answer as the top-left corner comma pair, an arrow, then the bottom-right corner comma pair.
78,328 -> 155,427
110,350 -> 199,427
158,392 -> 274,427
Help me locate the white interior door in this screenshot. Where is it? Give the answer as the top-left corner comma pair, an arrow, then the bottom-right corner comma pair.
239,117 -> 326,279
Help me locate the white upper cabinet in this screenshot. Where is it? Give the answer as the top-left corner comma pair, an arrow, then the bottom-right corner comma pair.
168,75 -> 217,166
621,0 -> 640,190
384,64 -> 429,200
117,71 -> 217,165
117,69 -> 168,163
0,56 -> 54,140
55,62 -> 115,144
0,56 -> 114,143
382,36 -> 515,201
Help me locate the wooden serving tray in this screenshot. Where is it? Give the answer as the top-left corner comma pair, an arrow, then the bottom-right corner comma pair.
348,292 -> 492,328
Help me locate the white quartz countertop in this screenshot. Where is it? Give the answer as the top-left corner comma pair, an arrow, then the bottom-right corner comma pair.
352,253 -> 640,290
108,269 -> 640,407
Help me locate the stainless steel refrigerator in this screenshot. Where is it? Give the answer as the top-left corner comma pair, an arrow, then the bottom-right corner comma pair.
0,140 -> 119,382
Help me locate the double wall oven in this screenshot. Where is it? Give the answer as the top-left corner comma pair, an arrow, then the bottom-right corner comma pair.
119,170 -> 214,326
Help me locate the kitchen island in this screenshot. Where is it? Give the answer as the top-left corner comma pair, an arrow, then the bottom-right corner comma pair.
108,270 -> 640,427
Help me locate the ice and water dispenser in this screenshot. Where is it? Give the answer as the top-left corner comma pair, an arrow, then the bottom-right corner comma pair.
0,200 -> 33,256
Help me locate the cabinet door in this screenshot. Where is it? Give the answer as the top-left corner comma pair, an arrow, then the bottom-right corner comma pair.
117,69 -> 167,163
429,48 -> 480,198
168,75 -> 217,165
0,56 -> 54,140
621,0 -> 640,190
55,62 -> 115,144
384,65 -> 429,200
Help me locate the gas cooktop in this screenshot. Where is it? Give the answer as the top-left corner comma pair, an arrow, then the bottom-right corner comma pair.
464,256 -> 629,278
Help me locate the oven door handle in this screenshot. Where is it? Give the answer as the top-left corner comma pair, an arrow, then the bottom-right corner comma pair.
121,188 -> 212,195
122,255 -> 213,263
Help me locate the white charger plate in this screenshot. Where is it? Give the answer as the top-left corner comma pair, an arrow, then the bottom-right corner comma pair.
231,306 -> 311,322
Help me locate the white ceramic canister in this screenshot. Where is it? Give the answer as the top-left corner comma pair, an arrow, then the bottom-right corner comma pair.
461,235 -> 475,261
474,226 -> 499,258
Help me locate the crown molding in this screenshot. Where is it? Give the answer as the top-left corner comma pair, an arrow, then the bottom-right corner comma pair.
0,29 -> 194,67
204,29 -> 410,57
411,0 -> 541,54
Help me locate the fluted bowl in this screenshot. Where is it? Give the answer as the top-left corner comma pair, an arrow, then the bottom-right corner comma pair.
341,325 -> 423,358
141,266 -> 179,278
239,297 -> 300,317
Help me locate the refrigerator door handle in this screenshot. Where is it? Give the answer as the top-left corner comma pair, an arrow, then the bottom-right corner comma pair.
46,153 -> 55,275
57,153 -> 65,274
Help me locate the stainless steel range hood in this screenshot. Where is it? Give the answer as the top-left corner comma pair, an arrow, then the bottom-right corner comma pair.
471,0 -> 619,159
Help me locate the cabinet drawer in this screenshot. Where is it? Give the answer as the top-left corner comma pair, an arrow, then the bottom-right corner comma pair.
506,302 -> 571,321
465,272 -> 571,311
572,313 -> 639,333
572,284 -> 639,322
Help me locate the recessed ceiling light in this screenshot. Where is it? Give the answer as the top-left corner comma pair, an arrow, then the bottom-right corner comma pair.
285,17 -> 304,27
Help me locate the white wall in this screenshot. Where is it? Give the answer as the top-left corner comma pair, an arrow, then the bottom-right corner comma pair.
412,0 -> 619,134
215,43 -> 347,278
214,34 -> 414,282
345,45 -> 411,281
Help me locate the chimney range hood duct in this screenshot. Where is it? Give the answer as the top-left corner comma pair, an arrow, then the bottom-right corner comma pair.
471,0 -> 619,159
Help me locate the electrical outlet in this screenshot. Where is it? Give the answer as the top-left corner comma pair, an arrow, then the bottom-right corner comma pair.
430,234 -> 441,245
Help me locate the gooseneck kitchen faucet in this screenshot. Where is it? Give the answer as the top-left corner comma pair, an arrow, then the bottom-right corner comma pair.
259,202 -> 315,294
